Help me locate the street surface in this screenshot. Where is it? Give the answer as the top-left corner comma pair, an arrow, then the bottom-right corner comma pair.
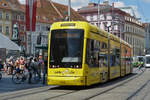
0,68 -> 150,100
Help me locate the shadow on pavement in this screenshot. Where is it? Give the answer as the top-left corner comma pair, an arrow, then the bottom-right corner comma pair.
0,73 -> 47,93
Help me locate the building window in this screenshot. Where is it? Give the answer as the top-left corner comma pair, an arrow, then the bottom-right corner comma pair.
86,16 -> 90,21
0,25 -> 2,33
93,15 -> 97,21
0,11 -> 2,19
37,16 -> 40,20
6,26 -> 9,35
6,13 -> 9,20
36,25 -> 40,31
90,16 -> 93,21
2,3 -> 7,7
20,15 -> 25,21
20,25 -> 25,31
41,25 -> 46,31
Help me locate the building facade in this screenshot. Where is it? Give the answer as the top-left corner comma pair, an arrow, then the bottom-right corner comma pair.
0,0 -> 27,56
144,23 -> 150,54
78,1 -> 145,56
0,0 -> 13,38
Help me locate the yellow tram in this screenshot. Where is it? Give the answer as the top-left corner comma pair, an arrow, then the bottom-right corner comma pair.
47,21 -> 132,86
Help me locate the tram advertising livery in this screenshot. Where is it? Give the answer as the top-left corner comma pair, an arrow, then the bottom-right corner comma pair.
47,21 -> 133,86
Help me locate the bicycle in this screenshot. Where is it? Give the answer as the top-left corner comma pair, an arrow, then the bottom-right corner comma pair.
137,64 -> 146,72
12,69 -> 40,84
12,69 -> 27,84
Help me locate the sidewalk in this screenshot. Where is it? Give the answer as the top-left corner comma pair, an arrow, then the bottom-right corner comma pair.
0,72 -> 47,93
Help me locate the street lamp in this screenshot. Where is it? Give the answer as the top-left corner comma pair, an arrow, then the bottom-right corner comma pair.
68,0 -> 71,21
106,25 -> 111,79
97,0 -> 100,28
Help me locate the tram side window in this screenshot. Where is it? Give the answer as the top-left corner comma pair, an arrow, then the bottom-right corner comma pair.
99,42 -> 108,67
86,39 -> 100,67
102,42 -> 107,49
115,49 -> 120,66
111,48 -> 120,66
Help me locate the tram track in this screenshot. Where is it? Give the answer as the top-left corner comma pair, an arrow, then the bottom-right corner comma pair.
83,71 -> 145,100
43,71 -> 145,100
0,71 -> 144,100
0,85 -> 80,100
125,80 -> 150,100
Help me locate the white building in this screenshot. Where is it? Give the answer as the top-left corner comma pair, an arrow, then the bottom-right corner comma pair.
78,1 -> 145,56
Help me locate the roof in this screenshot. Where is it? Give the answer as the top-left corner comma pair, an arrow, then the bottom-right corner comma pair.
35,0 -> 86,24
0,0 -> 12,11
78,3 -> 130,17
0,0 -> 23,12
0,33 -> 20,51
0,0 -> 86,24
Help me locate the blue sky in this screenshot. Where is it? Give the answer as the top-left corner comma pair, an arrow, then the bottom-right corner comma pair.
116,0 -> 150,22
19,0 -> 150,22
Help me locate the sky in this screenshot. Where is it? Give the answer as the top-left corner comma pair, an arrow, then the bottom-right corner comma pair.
19,0 -> 150,22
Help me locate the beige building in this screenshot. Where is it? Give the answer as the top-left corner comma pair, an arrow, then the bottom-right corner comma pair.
124,16 -> 145,56
0,0 -> 13,38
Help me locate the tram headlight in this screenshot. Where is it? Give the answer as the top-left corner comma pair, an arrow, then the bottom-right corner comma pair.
73,65 -> 82,68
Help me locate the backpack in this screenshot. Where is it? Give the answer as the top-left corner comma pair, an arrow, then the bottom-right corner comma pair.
26,61 -> 34,70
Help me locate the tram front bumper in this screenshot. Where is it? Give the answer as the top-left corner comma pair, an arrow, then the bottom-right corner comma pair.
47,76 -> 86,86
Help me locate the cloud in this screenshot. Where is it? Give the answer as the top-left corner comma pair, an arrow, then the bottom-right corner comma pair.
143,0 -> 150,3
114,1 -> 141,19
19,0 -> 25,4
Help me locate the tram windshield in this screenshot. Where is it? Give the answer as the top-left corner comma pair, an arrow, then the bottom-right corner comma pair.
146,56 -> 150,64
49,29 -> 84,68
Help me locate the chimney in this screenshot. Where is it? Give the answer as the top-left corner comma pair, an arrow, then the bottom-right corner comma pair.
88,3 -> 97,7
103,1 -> 109,6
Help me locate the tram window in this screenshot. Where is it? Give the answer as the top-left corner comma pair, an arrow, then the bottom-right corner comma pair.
86,39 -> 100,67
116,49 -> 120,66
102,42 -> 107,49
91,40 -> 94,51
111,48 -> 120,66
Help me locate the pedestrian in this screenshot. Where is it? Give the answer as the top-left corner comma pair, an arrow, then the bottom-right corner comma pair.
33,58 -> 41,80
26,57 -> 34,84
19,57 -> 25,71
38,56 -> 44,80
7,57 -> 13,75
3,61 -> 7,73
43,56 -> 48,84
0,59 -> 3,71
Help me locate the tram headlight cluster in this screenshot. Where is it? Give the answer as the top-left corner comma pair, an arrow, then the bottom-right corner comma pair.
49,65 -> 82,68
49,65 -> 60,68
70,65 -> 82,68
